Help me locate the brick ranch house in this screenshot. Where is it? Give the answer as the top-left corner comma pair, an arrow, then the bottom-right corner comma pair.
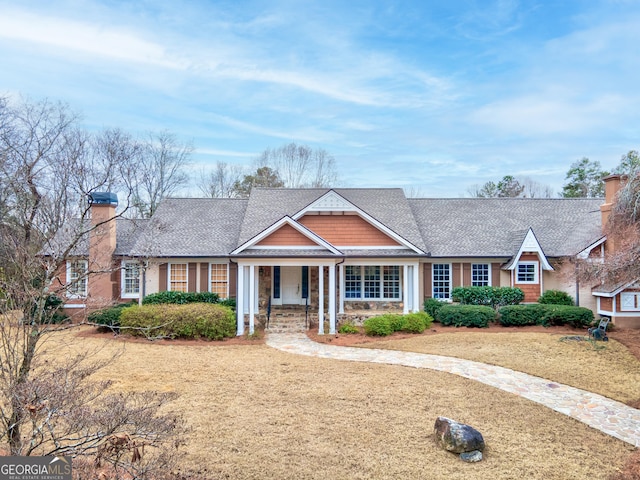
58,174 -> 640,332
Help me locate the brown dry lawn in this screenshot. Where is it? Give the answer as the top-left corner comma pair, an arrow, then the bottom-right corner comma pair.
358,329 -> 640,405
39,327 -> 638,480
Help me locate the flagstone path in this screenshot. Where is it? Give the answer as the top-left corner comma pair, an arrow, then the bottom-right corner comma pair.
266,332 -> 640,447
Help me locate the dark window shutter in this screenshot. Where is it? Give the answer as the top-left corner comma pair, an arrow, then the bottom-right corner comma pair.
492,263 -> 501,287
301,266 -> 309,298
424,263 -> 432,298
273,266 -> 281,299
200,263 -> 209,292
188,263 -> 197,292
462,263 -> 471,286
159,263 -> 168,291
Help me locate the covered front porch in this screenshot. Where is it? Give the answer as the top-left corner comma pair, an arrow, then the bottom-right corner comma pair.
235,259 -> 421,335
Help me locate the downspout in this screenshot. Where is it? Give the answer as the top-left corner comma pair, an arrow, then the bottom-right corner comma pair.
574,260 -> 580,306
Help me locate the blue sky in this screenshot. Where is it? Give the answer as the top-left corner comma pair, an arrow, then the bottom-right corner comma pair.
1,0 -> 638,197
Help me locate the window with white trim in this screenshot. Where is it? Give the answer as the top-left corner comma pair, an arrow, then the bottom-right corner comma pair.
121,261 -> 140,298
383,265 -> 401,298
169,263 -> 188,292
516,262 -> 538,283
210,263 -> 229,298
621,292 -> 640,311
344,265 -> 401,300
67,260 -> 88,297
345,265 -> 361,299
432,264 -> 451,299
472,264 -> 490,287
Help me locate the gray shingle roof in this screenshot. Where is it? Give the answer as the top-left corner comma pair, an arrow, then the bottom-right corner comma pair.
408,198 -> 603,257
237,188 -> 426,252
43,218 -> 147,257
129,198 -> 248,257
124,192 -> 604,260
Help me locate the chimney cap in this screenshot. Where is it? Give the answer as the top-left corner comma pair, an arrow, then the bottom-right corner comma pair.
89,192 -> 118,206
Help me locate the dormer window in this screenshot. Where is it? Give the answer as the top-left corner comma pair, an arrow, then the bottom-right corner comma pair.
516,262 -> 538,283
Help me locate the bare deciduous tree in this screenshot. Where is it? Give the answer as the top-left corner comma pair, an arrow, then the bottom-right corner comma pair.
197,161 -> 244,198
0,96 -> 182,474
132,130 -> 192,218
255,142 -> 338,188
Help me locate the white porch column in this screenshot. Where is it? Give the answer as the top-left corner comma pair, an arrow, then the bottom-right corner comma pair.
318,265 -> 324,334
249,264 -> 255,335
339,263 -> 345,314
329,264 -> 336,334
403,264 -> 410,314
236,264 -> 245,336
412,263 -> 420,312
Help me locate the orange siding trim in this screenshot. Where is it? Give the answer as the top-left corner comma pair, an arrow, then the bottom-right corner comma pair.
299,215 -> 400,246
256,224 -> 318,246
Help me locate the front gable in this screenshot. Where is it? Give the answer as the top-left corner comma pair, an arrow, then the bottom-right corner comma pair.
298,214 -> 402,247
231,216 -> 341,255
256,223 -> 318,247
504,228 -> 553,271
293,190 -> 424,253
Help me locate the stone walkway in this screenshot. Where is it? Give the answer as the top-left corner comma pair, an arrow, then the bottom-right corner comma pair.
266,332 -> 640,447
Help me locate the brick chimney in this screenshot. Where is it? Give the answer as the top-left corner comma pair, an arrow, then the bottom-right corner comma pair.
600,174 -> 627,253
87,192 -> 118,308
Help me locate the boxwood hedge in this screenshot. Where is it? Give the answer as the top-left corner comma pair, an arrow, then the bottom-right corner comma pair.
450,286 -> 524,309
498,304 -> 594,328
363,312 -> 433,336
120,303 -> 236,340
437,304 -> 495,328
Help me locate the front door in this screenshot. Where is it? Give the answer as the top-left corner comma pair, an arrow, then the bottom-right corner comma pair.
281,266 -> 302,304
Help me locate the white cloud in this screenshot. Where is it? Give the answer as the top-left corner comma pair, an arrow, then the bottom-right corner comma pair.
0,9 -> 187,69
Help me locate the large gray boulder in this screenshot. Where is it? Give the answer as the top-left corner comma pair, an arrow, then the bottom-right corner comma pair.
434,417 -> 485,454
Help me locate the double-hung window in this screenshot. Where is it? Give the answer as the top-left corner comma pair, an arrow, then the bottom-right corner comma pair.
344,265 -> 400,300
67,260 -> 88,298
169,263 -> 188,292
516,262 -> 538,283
432,264 -> 451,299
210,264 -> 229,298
122,261 -> 140,298
471,264 -> 490,287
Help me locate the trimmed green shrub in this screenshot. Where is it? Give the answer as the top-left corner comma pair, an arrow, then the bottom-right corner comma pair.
363,316 -> 393,336
542,305 -> 594,328
538,290 -> 575,306
424,298 -> 446,320
498,304 -> 594,328
120,303 -> 236,340
401,312 -> 433,333
451,286 -> 524,309
142,291 -> 221,305
437,305 -> 495,328
338,322 -> 359,334
386,314 -> 406,332
498,304 -> 548,326
88,302 -> 137,330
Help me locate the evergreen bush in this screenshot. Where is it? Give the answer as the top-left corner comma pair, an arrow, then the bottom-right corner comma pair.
120,303 -> 236,340
538,290 -> 575,306
88,302 -> 137,331
450,286 -> 524,309
498,304 -> 594,328
337,322 -> 359,334
437,304 -> 495,328
142,291 -> 221,305
363,316 -> 393,336
401,312 -> 433,333
424,298 -> 446,320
